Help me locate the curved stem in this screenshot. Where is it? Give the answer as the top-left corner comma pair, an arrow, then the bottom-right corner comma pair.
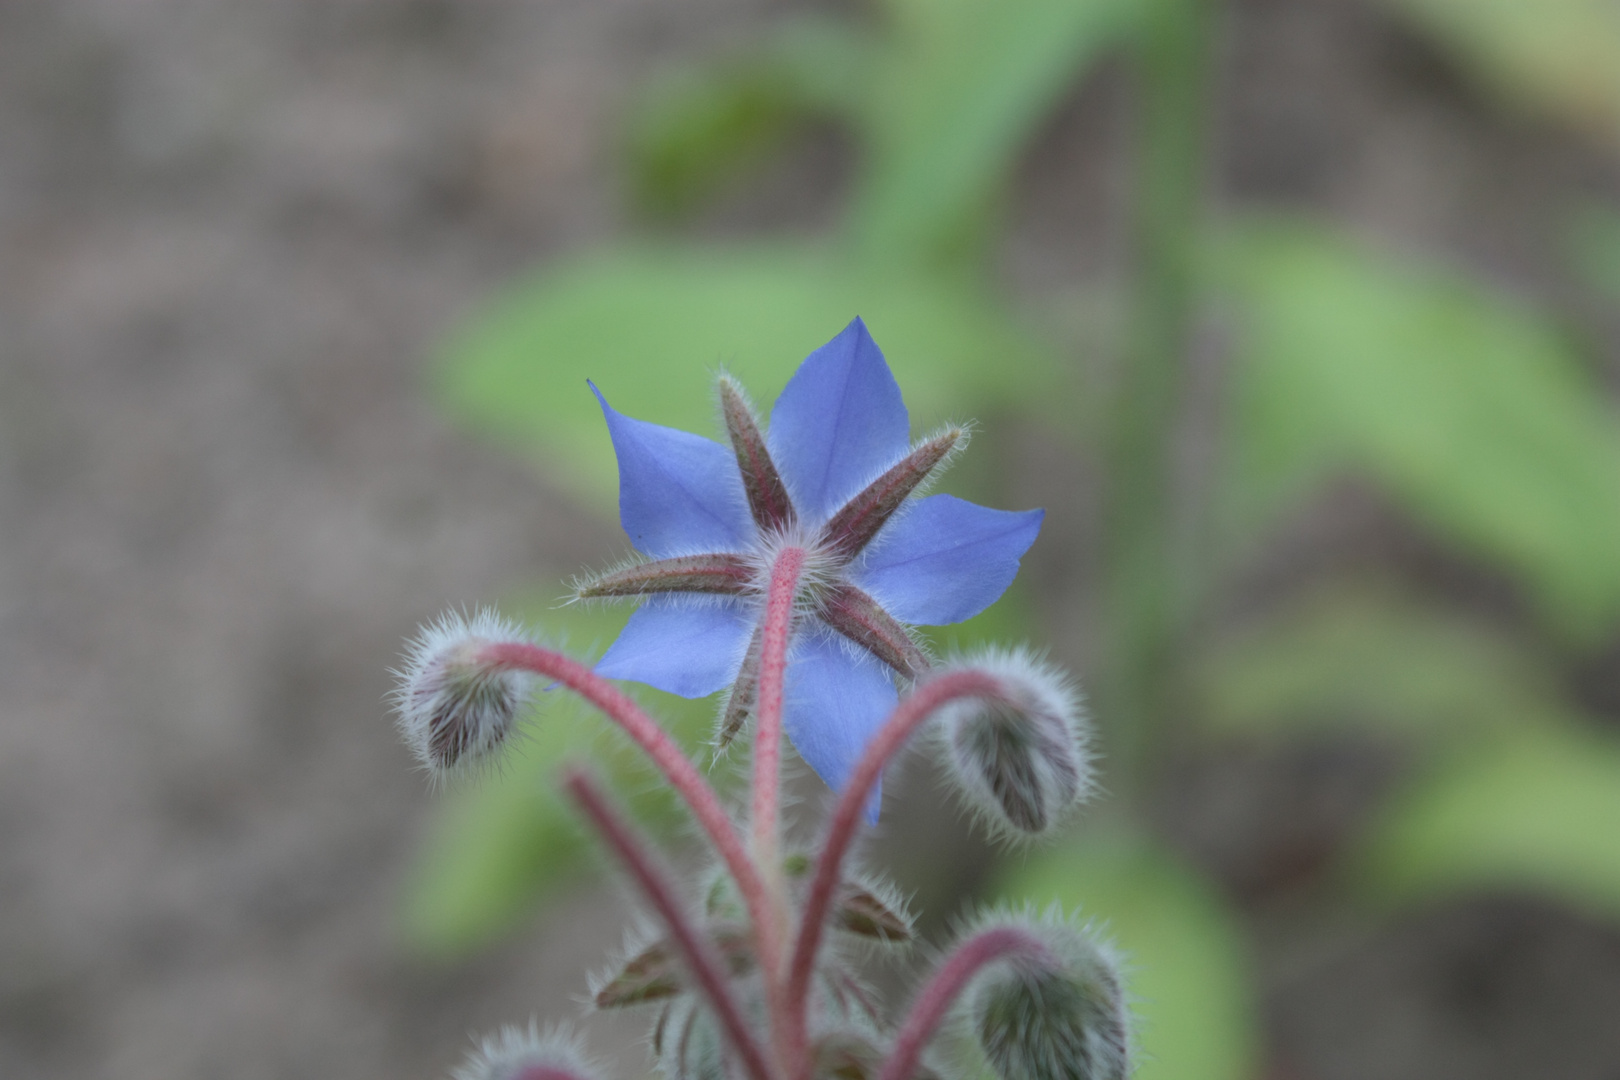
565,771 -> 778,1080
480,641 -> 774,992
878,927 -> 1045,1080
784,670 -> 1003,1070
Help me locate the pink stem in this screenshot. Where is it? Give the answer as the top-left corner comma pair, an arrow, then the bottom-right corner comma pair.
565,771 -> 778,1080
784,670 -> 1003,1069
879,927 -> 1046,1080
749,545 -> 806,1070
481,641 -> 774,990
752,545 -> 806,861
514,1069 -> 594,1080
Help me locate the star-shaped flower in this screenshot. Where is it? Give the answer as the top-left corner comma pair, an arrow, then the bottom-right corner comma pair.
579,319 -> 1043,812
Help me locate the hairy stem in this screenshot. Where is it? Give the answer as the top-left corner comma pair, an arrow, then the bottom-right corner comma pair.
879,927 -> 1047,1080
752,546 -> 806,864
784,670 -> 1003,1071
751,545 -> 806,1069
480,642 -> 775,1002
565,771 -> 778,1080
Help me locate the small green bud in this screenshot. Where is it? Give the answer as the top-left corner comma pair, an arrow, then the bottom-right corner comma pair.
966,910 -> 1130,1080
935,650 -> 1091,839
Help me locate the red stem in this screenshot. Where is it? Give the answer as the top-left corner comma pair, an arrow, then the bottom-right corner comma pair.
879,926 -> 1046,1080
750,545 -> 806,1070
480,641 -> 774,994
753,545 -> 806,860
784,670 -> 1003,1069
565,771 -> 778,1080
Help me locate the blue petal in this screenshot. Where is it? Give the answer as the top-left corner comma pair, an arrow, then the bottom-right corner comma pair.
853,495 -> 1044,625
767,318 -> 912,524
782,631 -> 897,823
596,598 -> 754,698
592,382 -> 753,557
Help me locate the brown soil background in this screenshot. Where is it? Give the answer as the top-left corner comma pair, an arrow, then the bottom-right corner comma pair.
3,2 -> 1619,1079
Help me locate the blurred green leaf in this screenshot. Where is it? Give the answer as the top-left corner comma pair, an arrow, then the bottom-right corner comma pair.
1377,0 -> 1620,149
1194,584 -> 1578,742
1355,727 -> 1620,923
626,18 -> 873,217
1566,203 -> 1620,300
438,241 -> 1063,510
1218,221 -> 1620,642
852,0 -> 1137,261
400,600 -> 716,956
998,832 -> 1258,1080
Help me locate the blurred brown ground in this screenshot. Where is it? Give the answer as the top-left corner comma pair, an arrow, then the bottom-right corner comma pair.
1,1 -> 1618,1079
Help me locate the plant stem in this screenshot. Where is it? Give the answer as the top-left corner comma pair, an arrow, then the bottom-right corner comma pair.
784,669 -> 1002,1074
753,545 -> 806,865
751,545 -> 805,1073
564,771 -> 778,1080
877,926 -> 1046,1080
1102,0 -> 1213,801
480,642 -> 775,997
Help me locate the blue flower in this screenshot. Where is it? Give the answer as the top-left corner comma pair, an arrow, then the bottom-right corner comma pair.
581,318 -> 1043,815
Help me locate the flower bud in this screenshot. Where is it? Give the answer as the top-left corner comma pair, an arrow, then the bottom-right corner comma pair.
650,994 -> 734,1080
394,609 -> 534,779
934,650 -> 1091,837
453,1022 -> 602,1080
966,910 -> 1130,1080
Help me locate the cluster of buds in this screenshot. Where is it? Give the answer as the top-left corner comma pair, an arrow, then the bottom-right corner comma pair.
393,322 -> 1132,1080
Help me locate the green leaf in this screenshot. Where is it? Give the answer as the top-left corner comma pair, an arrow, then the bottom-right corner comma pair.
399,599 -> 716,956
1355,727 -> 1620,924
625,18 -> 874,217
1218,221 -> 1620,641
997,832 -> 1259,1080
1375,0 -> 1620,150
852,0 -> 1138,261
437,242 -> 1063,509
1193,584 -> 1578,742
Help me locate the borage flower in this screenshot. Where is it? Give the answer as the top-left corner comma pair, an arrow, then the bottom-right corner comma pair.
578,318 -> 1042,817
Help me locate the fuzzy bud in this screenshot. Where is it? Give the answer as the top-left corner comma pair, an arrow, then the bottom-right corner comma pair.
650,994 -> 735,1080
393,609 -> 534,778
934,650 -> 1091,837
966,910 -> 1130,1080
452,1022 -> 602,1080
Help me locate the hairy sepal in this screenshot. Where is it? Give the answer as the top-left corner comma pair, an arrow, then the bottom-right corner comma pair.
574,553 -> 755,600
821,427 -> 965,560
819,584 -> 932,681
719,374 -> 796,534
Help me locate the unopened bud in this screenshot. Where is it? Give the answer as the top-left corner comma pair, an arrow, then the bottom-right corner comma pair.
934,650 -> 1091,837
394,609 -> 534,779
649,994 -> 732,1080
453,1022 -> 602,1080
966,909 -> 1130,1080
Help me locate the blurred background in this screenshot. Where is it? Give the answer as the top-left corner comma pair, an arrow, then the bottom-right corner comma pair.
3,0 -> 1620,1078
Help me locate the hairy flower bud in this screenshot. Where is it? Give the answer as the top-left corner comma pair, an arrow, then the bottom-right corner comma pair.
650,993 -> 741,1080
934,650 -> 1091,837
965,909 -> 1130,1080
393,609 -> 534,779
453,1022 -> 601,1080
